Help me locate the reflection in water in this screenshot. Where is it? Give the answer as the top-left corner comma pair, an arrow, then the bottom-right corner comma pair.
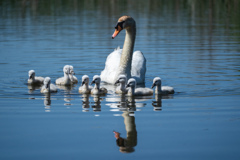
56,85 -> 74,92
27,84 -> 42,93
81,94 -> 90,112
113,111 -> 137,153
92,95 -> 102,112
56,85 -> 75,106
44,94 -> 51,112
152,95 -> 162,111
152,94 -> 174,111
113,95 -> 137,153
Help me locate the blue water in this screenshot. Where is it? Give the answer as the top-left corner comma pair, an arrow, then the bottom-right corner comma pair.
0,1 -> 240,159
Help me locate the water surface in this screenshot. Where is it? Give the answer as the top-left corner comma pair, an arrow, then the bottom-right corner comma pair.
0,0 -> 240,159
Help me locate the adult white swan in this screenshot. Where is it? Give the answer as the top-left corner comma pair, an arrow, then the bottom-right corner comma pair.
100,15 -> 146,85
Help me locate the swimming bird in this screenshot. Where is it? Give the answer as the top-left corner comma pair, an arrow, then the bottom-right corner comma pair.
79,75 -> 93,94
55,65 -> 72,86
151,77 -> 174,95
91,75 -> 107,95
41,77 -> 58,93
101,15 -> 146,85
28,70 -> 44,85
115,75 -> 128,94
69,65 -> 78,84
126,78 -> 153,97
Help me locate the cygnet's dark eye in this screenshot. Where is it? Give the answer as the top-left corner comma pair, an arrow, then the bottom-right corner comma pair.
114,21 -> 125,29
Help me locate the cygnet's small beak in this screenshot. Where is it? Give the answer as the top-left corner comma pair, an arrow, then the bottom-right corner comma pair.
114,80 -> 120,85
91,80 -> 95,85
151,83 -> 156,89
29,75 -> 33,79
112,25 -> 122,39
72,71 -> 75,75
81,81 -> 85,86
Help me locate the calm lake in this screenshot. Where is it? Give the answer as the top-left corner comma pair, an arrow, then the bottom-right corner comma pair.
0,0 -> 240,159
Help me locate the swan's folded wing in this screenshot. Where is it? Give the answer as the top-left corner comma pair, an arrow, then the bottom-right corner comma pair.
131,51 -> 146,84
100,48 -> 122,83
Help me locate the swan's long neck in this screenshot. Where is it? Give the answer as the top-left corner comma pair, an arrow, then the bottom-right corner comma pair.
117,26 -> 136,80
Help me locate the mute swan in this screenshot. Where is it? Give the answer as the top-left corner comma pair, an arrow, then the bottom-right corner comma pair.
28,70 -> 44,85
101,15 -> 146,85
79,75 -> 93,94
115,75 -> 128,94
69,65 -> 78,84
91,75 -> 108,95
126,78 -> 153,97
55,65 -> 72,85
41,77 -> 58,93
151,77 -> 174,95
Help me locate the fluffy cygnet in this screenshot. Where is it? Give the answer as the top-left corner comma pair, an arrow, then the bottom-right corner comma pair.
79,75 -> 93,94
90,75 -> 107,95
55,65 -> 72,86
28,70 -> 44,85
41,77 -> 58,93
126,78 -> 153,96
114,75 -> 128,94
69,65 -> 78,84
151,77 -> 174,95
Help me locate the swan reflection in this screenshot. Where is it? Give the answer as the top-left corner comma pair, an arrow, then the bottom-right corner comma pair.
113,111 -> 137,153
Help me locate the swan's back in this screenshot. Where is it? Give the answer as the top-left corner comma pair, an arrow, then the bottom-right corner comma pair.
131,51 -> 146,84
100,48 -> 121,84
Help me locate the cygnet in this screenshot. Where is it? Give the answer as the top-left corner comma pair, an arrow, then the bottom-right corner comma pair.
28,70 -> 44,85
151,77 -> 174,95
55,65 -> 72,85
69,65 -> 78,84
126,78 -> 153,96
41,77 -> 58,93
90,75 -> 107,95
79,75 -> 93,94
114,75 -> 128,94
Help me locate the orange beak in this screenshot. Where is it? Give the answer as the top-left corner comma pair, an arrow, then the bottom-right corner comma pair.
112,25 -> 122,39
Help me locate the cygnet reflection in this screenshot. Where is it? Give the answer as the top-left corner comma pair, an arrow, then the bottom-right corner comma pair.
81,94 -> 90,112
44,94 -> 51,112
92,95 -> 102,112
152,95 -> 162,111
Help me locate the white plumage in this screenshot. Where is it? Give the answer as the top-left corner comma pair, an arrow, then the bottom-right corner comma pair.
91,75 -> 108,95
101,16 -> 146,85
114,74 -> 128,94
28,70 -> 44,85
55,65 -> 72,86
69,65 -> 78,84
126,78 -> 153,97
152,77 -> 174,95
79,75 -> 93,94
41,77 -> 58,93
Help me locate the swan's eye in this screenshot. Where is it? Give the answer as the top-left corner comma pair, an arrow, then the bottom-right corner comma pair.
115,21 -> 125,30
